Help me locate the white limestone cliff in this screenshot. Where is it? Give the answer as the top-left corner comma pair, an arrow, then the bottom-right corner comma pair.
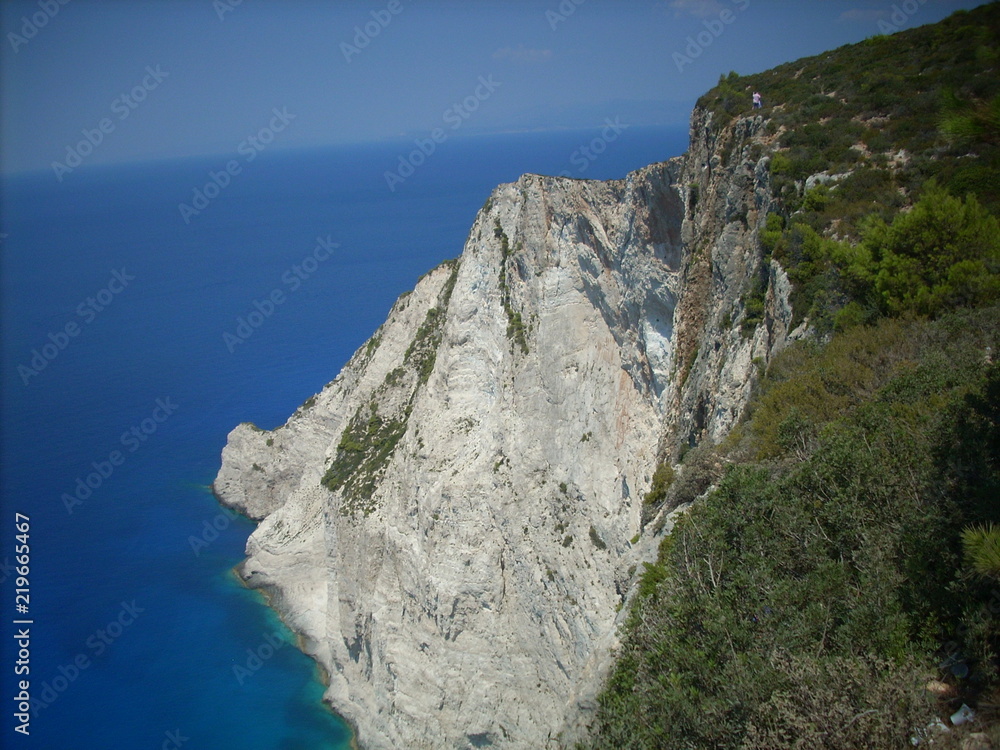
213,108 -> 793,749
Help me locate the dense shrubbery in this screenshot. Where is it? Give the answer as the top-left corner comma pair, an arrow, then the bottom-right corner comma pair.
864,183 -> 1000,316
756,184 -> 1000,332
588,309 -> 1000,749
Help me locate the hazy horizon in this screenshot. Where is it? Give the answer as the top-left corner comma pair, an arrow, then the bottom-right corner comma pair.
3,0 -> 993,176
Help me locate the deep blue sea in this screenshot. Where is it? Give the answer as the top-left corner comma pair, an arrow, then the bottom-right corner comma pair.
0,125 -> 688,749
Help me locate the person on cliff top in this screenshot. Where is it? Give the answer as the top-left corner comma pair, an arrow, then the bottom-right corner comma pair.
752,91 -> 762,109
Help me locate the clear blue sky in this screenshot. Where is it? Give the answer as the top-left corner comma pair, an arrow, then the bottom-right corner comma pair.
1,0 -> 992,174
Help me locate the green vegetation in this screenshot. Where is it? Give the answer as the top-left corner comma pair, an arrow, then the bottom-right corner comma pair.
589,308 -> 1000,749
963,523 -> 1000,581
642,463 -> 676,506
699,7 -> 1000,213
321,261 -> 459,516
495,219 -> 529,354
739,271 -> 768,336
588,8 -> 1000,747
758,184 -> 1000,331
363,333 -> 381,360
642,444 -> 723,528
865,184 -> 1000,316
589,525 -> 607,551
321,401 -> 408,515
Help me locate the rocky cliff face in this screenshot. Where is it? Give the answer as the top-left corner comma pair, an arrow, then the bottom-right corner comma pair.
214,108 -> 794,749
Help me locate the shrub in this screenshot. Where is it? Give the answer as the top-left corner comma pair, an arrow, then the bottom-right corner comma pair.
742,652 -> 933,750
962,523 -> 1000,581
589,525 -> 607,551
866,182 -> 1000,316
643,462 -> 675,506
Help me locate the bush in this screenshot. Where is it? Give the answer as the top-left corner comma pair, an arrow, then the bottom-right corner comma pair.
743,652 -> 933,750
866,182 -> 1000,316
643,462 -> 675,506
589,525 -> 607,551
670,443 -> 722,506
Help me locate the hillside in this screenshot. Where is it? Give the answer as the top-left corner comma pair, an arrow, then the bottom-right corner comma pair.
700,2 -> 1000,333
586,5 -> 1000,749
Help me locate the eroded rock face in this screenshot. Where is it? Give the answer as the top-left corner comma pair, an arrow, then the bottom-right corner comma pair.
214,108 -> 791,749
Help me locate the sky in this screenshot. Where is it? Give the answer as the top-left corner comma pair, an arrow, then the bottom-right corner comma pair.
1,0 -> 994,174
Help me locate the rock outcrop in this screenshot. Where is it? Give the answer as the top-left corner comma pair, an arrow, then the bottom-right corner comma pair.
214,107 -> 794,749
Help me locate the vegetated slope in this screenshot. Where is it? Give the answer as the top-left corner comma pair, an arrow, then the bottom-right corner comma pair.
587,6 -> 1000,749
702,2 -> 1000,334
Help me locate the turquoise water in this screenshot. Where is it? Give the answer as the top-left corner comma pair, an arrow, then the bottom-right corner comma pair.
0,125 -> 687,748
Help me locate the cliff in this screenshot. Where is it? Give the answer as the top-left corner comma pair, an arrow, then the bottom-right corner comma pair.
213,105 -> 794,749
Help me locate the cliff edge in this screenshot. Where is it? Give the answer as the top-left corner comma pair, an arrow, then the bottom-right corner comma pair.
214,105 -> 793,749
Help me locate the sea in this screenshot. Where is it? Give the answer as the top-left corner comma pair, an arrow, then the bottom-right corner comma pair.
0,124 -> 688,749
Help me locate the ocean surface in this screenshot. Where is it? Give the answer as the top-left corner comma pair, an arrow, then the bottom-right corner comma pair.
0,124 -> 688,749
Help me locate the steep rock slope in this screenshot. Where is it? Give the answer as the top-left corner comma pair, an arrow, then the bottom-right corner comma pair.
214,108 -> 791,749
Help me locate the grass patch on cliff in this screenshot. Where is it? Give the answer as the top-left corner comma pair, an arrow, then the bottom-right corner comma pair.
495,220 -> 529,355
322,401 -> 408,515
321,261 -> 460,516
